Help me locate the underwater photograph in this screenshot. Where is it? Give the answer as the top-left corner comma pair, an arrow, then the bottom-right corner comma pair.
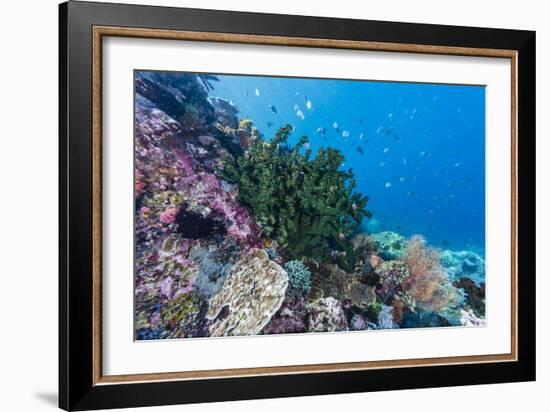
134,70 -> 486,340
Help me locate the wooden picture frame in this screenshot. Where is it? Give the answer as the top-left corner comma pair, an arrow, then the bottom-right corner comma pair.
59,1 -> 535,410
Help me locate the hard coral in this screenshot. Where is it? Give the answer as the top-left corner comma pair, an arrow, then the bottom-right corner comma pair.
307,297 -> 348,332
262,295 -> 308,334
284,260 -> 312,295
374,260 -> 409,303
206,249 -> 289,336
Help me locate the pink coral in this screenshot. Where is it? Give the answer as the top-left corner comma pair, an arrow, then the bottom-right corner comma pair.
160,207 -> 178,224
140,206 -> 150,218
160,276 -> 174,299
150,311 -> 162,327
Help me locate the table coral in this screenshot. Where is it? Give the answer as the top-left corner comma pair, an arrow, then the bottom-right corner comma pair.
206,249 -> 289,336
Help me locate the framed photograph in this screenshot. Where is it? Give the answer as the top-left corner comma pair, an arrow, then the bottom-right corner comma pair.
59,1 -> 535,410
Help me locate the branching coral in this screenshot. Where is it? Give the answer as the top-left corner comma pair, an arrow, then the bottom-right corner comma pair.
221,124 -> 371,265
284,260 -> 312,295
402,235 -> 461,313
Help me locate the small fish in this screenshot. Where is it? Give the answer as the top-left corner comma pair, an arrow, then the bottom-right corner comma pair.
356,146 -> 364,155
268,104 -> 278,114
441,239 -> 450,247
267,121 -> 274,128
402,157 -> 407,165
420,151 -> 427,157
385,127 -> 395,135
385,182 -> 392,188
398,177 -> 405,182
306,100 -> 312,110
388,113 -> 393,118
407,191 -> 416,196
296,110 -> 305,120
255,88 -> 260,96
380,162 -> 385,167
316,127 -> 326,135
393,134 -> 401,141
461,177 -> 472,184
359,133 -> 364,140
376,126 -> 384,135
359,119 -> 363,125
333,122 -> 339,129
245,91 -> 249,97
453,162 -> 461,167
293,104 -> 300,112
342,130 -> 350,138
383,147 -> 389,154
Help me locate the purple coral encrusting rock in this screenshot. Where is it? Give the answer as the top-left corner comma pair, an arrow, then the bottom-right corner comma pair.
262,296 -> 309,335
134,72 -> 263,339
307,297 -> 348,332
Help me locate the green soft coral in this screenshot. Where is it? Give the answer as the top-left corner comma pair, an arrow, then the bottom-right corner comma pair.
221,124 -> 371,265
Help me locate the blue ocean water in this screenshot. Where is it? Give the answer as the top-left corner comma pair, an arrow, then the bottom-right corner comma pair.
209,74 -> 485,254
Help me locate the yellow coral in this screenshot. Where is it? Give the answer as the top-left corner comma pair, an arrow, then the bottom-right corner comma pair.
238,118 -> 253,131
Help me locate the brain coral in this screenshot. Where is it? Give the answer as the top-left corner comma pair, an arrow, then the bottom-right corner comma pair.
206,249 -> 289,336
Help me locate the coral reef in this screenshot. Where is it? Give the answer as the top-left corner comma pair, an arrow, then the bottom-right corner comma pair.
459,309 -> 487,326
284,260 -> 312,296
378,305 -> 398,329
206,249 -> 289,336
402,235 -> 461,313
374,260 -> 409,303
134,71 -> 486,340
307,297 -> 348,332
401,311 -> 451,328
440,250 -> 486,285
262,296 -> 308,334
454,277 -> 485,317
371,231 -> 406,260
189,239 -> 241,298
